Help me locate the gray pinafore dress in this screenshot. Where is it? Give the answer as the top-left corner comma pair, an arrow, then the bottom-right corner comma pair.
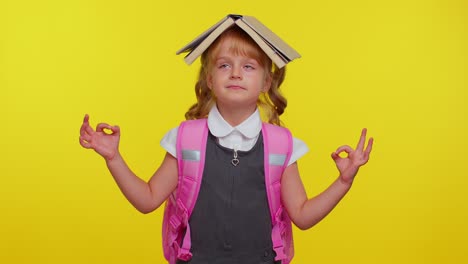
177,132 -> 281,264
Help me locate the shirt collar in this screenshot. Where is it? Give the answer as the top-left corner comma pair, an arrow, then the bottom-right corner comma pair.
207,105 -> 262,139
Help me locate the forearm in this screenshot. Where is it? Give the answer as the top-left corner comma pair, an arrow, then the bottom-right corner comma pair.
105,153 -> 156,213
296,177 -> 352,230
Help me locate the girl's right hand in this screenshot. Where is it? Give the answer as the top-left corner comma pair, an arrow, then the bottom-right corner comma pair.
79,114 -> 121,161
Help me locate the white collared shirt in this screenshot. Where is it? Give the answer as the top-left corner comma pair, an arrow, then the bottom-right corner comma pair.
160,106 -> 309,166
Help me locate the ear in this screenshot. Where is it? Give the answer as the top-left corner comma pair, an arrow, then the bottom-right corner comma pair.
262,73 -> 272,92
207,73 -> 213,90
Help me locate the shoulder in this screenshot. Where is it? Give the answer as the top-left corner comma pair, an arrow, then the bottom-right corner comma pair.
262,123 -> 309,166
160,119 -> 209,158
261,123 -> 292,138
160,126 -> 179,158
178,119 -> 208,130
290,137 -> 309,165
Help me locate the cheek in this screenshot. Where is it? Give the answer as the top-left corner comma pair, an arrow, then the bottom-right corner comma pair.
253,73 -> 269,90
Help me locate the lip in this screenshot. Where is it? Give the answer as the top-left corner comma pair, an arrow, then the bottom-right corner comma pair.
226,85 -> 245,90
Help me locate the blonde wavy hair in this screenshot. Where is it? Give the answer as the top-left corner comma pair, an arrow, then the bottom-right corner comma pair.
184,26 -> 287,126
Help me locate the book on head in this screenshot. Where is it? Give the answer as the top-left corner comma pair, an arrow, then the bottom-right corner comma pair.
176,14 -> 301,68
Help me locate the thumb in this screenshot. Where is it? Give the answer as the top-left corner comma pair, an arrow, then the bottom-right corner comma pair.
111,125 -> 120,135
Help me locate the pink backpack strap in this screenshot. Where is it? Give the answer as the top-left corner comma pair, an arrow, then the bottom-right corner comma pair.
262,123 -> 294,264
173,119 -> 208,262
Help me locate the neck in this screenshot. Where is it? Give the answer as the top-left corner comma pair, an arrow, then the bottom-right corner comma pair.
216,104 -> 257,127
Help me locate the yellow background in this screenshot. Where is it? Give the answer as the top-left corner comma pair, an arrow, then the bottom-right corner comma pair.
1,0 -> 467,263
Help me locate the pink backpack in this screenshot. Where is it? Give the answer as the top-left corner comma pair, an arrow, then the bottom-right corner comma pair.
162,119 -> 294,263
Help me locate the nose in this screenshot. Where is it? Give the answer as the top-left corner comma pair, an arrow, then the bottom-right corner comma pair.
230,65 -> 242,80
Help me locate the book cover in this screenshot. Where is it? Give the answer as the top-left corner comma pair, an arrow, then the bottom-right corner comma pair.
177,14 -> 300,68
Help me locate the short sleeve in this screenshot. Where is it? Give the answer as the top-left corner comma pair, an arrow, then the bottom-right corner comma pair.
288,137 -> 309,166
160,126 -> 179,158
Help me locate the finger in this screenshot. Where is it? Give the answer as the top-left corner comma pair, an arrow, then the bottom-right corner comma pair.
365,137 -> 374,156
96,123 -> 112,133
80,133 -> 91,143
79,137 -> 92,149
80,121 -> 93,136
80,122 -> 86,136
83,114 -> 89,124
356,128 -> 367,151
80,115 -> 88,134
334,145 -> 354,156
331,152 -> 340,161
80,123 -> 95,137
80,115 -> 95,136
110,125 -> 120,135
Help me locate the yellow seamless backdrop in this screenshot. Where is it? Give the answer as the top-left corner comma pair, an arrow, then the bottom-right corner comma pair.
1,0 -> 467,263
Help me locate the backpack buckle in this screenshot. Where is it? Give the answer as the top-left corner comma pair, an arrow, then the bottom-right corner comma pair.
273,244 -> 287,260
174,242 -> 193,261
177,248 -> 193,261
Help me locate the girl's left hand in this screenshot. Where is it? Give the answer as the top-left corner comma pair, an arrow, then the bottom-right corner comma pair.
331,128 -> 373,184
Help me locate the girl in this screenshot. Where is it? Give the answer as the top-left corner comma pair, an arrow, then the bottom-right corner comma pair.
79,23 -> 373,264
